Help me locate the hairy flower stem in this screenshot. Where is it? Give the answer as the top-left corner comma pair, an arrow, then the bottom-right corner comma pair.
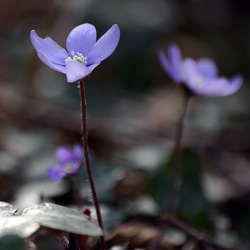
79,79 -> 106,250
168,90 -> 191,214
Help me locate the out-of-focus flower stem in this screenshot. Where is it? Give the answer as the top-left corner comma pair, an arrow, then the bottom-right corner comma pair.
72,173 -> 82,208
79,79 -> 106,250
168,88 -> 191,214
150,89 -> 192,250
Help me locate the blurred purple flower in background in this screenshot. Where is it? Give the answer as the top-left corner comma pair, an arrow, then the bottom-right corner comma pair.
30,23 -> 120,82
158,44 -> 243,96
47,145 -> 83,181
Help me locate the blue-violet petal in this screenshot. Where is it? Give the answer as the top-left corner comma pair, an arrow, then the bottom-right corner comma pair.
158,50 -> 181,83
56,147 -> 73,165
168,44 -> 182,78
87,24 -> 120,65
196,59 -> 218,80
65,60 -> 91,82
47,166 -> 65,181
37,52 -> 66,73
30,30 -> 68,65
66,23 -> 97,56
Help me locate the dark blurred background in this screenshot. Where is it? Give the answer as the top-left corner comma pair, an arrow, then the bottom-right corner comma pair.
1,0 -> 250,249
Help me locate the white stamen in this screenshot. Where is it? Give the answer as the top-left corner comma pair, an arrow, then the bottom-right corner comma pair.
64,162 -> 78,174
65,51 -> 87,65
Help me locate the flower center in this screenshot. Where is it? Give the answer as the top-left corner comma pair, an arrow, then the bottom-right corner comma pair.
63,161 -> 79,174
65,51 -> 87,65
194,75 -> 204,87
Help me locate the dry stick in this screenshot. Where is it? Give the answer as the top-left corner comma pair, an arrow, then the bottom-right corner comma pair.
163,215 -> 232,250
79,79 -> 106,250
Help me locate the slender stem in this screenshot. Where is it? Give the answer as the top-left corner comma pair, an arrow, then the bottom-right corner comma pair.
79,79 -> 106,250
167,92 -> 190,214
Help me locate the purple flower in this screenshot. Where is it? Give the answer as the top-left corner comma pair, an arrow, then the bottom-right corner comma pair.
158,44 -> 243,96
47,145 -> 83,181
30,23 -> 120,82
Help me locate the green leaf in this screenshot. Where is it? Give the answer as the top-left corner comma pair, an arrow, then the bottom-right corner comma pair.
0,234 -> 26,250
0,201 -> 39,238
0,216 -> 40,238
22,203 -> 103,236
147,148 -> 211,216
34,235 -> 63,250
0,202 -> 15,218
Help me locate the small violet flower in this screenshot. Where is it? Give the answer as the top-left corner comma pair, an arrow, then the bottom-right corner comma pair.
47,145 -> 83,181
158,44 -> 243,96
30,23 -> 120,82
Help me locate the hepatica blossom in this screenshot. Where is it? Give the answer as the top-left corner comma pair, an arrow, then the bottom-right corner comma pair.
158,44 -> 243,96
30,23 -> 120,82
47,145 -> 83,181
